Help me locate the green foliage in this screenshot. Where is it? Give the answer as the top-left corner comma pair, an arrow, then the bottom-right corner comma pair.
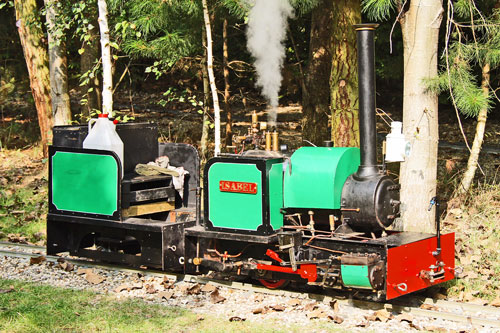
109,0 -> 203,67
220,0 -> 252,19
361,0 -> 398,21
427,2 -> 500,118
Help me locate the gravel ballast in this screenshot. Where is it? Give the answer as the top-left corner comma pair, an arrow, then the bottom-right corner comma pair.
0,244 -> 498,332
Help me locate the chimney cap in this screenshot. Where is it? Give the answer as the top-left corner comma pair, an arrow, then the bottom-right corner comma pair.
353,23 -> 379,31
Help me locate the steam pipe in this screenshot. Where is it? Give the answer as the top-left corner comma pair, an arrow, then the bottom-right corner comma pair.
354,24 -> 379,178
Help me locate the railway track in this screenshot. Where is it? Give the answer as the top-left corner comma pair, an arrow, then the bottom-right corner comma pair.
1,241 -> 499,329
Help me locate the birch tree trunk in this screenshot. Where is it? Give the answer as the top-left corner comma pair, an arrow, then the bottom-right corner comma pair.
223,17 -> 233,148
398,0 -> 443,232
80,7 -> 101,118
330,0 -> 361,147
45,0 -> 71,125
202,0 -> 221,156
456,63 -> 490,195
14,0 -> 53,157
97,0 -> 113,116
201,29 -> 210,161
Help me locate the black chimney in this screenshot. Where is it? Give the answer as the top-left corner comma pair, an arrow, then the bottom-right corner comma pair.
354,24 -> 379,178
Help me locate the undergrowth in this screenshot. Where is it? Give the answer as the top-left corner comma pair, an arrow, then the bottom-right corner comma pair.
443,183 -> 500,302
0,148 -> 47,242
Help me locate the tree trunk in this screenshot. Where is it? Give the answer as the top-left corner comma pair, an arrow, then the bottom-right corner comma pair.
14,0 -> 53,157
200,28 -> 210,161
80,7 -> 101,118
223,17 -> 232,148
398,0 -> 443,232
302,0 -> 334,146
330,0 -> 361,147
202,0 -> 221,156
97,0 -> 113,116
456,63 -> 490,195
45,0 -> 71,126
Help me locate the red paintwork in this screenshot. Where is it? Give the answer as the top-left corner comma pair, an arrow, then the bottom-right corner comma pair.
256,263 -> 317,282
386,232 -> 455,300
219,180 -> 258,194
258,279 -> 288,289
265,249 -> 283,263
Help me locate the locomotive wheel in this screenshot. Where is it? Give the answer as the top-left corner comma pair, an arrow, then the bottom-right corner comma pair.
258,279 -> 289,289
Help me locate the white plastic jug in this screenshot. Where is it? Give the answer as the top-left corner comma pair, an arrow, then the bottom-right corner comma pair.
83,113 -> 124,177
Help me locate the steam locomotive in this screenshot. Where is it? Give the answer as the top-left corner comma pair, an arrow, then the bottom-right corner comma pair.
46,25 -> 455,301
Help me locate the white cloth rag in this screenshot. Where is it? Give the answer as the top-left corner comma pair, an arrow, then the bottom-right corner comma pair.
147,156 -> 189,199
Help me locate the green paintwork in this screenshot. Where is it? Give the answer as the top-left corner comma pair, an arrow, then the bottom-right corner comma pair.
208,162 -> 263,230
341,265 -> 372,288
51,151 -> 118,216
268,162 -> 284,230
284,147 -> 360,209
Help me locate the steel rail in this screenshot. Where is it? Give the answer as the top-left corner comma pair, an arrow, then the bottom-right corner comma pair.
0,244 -> 499,328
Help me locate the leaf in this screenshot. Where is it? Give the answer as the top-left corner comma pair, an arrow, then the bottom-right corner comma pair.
308,309 -> 327,319
327,315 -> 344,324
158,291 -> 174,300
85,271 -> 105,284
201,283 -> 217,293
210,289 -> 226,304
445,159 -> 456,172
287,299 -> 301,307
420,304 -> 439,311
304,302 -> 318,311
271,304 -> 286,312
490,298 -> 500,307
76,268 -> 93,275
397,313 -> 414,323
145,284 -> 157,294
78,48 -> 85,55
0,286 -> 14,294
329,299 -> 339,313
252,307 -> 267,314
374,309 -> 392,322
29,255 -> 46,265
187,283 -> 201,295
58,262 -> 74,272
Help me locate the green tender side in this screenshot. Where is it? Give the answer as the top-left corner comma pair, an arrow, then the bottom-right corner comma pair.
208,162 -> 263,230
341,265 -> 372,288
268,162 -> 284,230
51,151 -> 118,216
284,147 -> 360,209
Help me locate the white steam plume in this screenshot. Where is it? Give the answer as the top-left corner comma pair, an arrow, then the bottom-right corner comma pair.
246,0 -> 293,126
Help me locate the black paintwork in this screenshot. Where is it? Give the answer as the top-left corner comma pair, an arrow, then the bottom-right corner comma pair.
159,143 -> 200,209
47,214 -> 194,270
53,122 -> 159,174
341,174 -> 400,231
354,24 -> 380,178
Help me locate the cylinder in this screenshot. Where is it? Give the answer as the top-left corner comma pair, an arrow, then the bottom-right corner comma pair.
252,111 -> 258,128
354,24 -> 379,178
265,132 -> 272,151
272,132 -> 279,151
